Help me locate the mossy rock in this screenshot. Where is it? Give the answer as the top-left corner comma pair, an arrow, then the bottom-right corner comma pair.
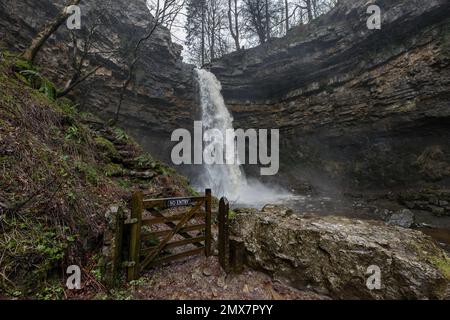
430,255 -> 450,280
104,163 -> 124,177
154,162 -> 175,175
95,136 -> 119,160
133,154 -> 155,169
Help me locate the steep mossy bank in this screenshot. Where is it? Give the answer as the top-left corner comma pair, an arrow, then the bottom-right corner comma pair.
0,53 -> 193,298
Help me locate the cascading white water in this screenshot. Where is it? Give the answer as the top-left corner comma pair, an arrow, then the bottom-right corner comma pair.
195,68 -> 247,201
195,68 -> 292,207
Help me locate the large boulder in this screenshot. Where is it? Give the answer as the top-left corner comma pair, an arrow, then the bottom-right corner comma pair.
230,206 -> 450,299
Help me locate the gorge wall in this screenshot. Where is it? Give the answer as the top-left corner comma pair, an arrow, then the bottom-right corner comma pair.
0,0 -> 195,163
211,0 -> 450,197
1,0 -> 449,203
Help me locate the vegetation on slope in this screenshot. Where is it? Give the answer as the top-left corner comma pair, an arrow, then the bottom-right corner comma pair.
0,52 -> 193,298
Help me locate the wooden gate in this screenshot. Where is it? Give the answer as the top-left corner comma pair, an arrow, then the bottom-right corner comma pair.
125,189 -> 212,281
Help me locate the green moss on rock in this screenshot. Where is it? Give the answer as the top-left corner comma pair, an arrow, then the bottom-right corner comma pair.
95,136 -> 119,159
430,255 -> 450,280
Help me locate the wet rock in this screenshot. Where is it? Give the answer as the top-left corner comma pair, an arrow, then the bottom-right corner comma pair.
217,275 -> 227,288
430,206 -> 445,216
231,207 -> 450,299
398,189 -> 450,217
387,209 -> 415,228
127,170 -> 156,180
262,204 -> 294,217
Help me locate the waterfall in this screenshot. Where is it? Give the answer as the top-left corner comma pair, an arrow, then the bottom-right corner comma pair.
194,68 -> 291,207
195,68 -> 247,201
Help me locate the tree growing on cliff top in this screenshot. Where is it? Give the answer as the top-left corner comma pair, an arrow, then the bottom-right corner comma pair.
241,0 -> 281,44
185,0 -> 232,66
184,0 -> 337,64
23,0 -> 82,63
228,0 -> 242,51
185,0 -> 206,65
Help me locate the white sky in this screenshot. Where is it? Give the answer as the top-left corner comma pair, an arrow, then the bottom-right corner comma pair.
170,8 -> 187,47
146,1 -> 188,58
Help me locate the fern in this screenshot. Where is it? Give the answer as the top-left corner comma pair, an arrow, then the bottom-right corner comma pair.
18,69 -> 56,100
114,127 -> 129,141
39,80 -> 56,100
65,125 -> 80,142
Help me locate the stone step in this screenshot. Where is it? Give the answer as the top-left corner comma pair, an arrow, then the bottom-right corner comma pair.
127,170 -> 156,179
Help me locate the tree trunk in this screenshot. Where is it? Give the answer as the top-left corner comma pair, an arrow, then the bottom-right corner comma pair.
234,0 -> 240,50
265,0 -> 270,41
22,0 -> 82,63
228,0 -> 240,51
211,7 -> 216,61
306,0 -> 313,22
201,3 -> 206,66
312,0 -> 317,18
285,0 -> 289,34
57,66 -> 101,98
113,19 -> 159,125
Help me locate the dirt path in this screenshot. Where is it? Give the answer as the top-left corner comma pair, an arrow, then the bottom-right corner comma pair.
128,255 -> 329,300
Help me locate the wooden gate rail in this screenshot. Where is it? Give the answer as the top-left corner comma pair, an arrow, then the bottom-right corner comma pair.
125,189 -> 212,281
146,209 -> 205,249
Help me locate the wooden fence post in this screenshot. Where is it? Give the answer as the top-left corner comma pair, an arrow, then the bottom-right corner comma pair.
205,189 -> 212,257
127,190 -> 143,281
102,205 -> 124,287
229,239 -> 245,273
218,197 -> 230,272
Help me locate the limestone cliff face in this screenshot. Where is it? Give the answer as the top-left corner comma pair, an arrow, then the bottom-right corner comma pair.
211,0 -> 450,194
0,0 -> 195,162
2,0 -> 449,200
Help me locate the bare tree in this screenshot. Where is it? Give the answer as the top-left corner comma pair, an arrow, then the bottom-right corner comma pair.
228,0 -> 241,51
58,23 -> 102,98
284,0 -> 290,33
113,0 -> 185,125
284,0 -> 336,28
57,1 -> 124,98
201,2 -> 206,65
304,0 -> 313,21
242,0 -> 280,44
242,0 -> 266,44
23,0 -> 82,63
185,0 -> 230,66
206,0 -> 228,61
265,0 -> 270,40
207,0 -> 218,60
